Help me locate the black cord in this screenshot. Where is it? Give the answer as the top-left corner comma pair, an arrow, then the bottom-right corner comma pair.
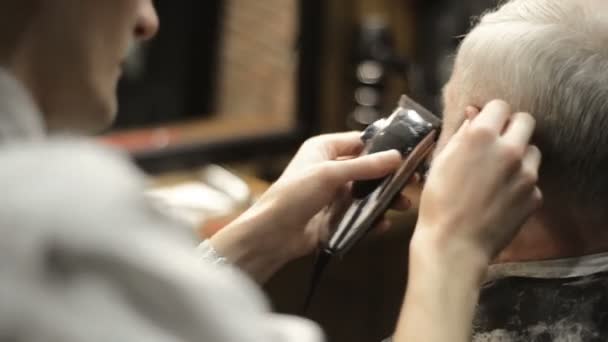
300,249 -> 332,315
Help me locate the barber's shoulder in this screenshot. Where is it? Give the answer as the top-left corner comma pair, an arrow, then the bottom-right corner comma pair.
0,137 -> 146,194
0,138 -> 162,230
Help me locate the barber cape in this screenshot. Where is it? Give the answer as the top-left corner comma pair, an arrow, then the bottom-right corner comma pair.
0,69 -> 322,342
472,253 -> 608,341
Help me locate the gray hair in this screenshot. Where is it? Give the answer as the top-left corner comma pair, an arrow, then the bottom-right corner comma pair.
452,0 -> 608,209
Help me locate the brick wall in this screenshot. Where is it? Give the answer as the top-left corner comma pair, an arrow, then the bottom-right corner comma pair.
216,0 -> 297,128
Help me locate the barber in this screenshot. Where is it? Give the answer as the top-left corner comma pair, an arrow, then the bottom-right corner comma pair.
0,1 -> 541,341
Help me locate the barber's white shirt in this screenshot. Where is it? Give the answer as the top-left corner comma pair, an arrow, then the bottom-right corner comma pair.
0,69 -> 323,342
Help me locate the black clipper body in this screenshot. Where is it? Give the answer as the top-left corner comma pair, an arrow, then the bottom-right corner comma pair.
326,95 -> 442,257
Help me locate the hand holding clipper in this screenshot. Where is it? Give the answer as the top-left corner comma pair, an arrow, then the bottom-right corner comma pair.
303,95 -> 442,311
326,95 -> 442,256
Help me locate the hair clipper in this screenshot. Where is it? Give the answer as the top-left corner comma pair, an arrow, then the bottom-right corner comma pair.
303,94 -> 442,311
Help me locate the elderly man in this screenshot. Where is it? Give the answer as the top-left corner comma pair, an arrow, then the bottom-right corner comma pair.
417,0 -> 608,340
0,1 -> 540,342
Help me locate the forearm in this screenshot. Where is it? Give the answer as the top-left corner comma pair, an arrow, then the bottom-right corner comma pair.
393,231 -> 488,342
209,205 -> 291,283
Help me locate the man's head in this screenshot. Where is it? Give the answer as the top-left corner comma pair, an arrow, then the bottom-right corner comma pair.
0,0 -> 158,133
438,0 -> 608,219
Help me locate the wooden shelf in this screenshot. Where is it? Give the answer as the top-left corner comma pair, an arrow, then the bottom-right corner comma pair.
100,113 -> 295,154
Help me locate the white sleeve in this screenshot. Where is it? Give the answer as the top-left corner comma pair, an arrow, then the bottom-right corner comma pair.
195,239 -> 324,341
0,139 -> 325,342
195,239 -> 325,341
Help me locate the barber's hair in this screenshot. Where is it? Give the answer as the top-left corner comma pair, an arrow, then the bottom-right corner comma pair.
453,0 -> 608,209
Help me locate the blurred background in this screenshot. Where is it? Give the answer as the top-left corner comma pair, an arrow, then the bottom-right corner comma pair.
100,1 -> 499,341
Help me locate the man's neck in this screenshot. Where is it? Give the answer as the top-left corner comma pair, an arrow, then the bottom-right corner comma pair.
495,211 -> 608,264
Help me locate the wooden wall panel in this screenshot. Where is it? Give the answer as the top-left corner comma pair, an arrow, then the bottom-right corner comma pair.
216,0 -> 297,129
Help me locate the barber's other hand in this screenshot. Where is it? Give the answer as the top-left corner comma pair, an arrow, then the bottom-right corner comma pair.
211,132 -> 406,282
413,100 -> 542,272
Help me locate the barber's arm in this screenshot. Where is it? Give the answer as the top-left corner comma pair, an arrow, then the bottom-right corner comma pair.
210,132 -> 408,282
204,99 -> 540,341
393,100 -> 542,342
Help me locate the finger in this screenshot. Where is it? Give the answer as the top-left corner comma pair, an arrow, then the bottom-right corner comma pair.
519,186 -> 544,218
451,118 -> 471,141
328,149 -> 402,182
391,194 -> 411,211
522,145 -> 542,174
335,155 -> 357,161
503,112 -> 536,145
464,106 -> 481,120
429,119 -> 470,167
518,145 -> 541,192
311,131 -> 365,159
374,218 -> 392,234
411,172 -> 422,184
532,186 -> 544,210
470,99 -> 512,134
512,146 -> 541,204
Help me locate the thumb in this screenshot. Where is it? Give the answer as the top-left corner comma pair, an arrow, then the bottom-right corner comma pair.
328,150 -> 402,183
451,119 -> 471,141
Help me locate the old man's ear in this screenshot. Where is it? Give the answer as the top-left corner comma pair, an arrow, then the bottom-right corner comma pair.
465,106 -> 480,120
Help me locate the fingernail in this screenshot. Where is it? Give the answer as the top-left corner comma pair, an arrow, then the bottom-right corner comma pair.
383,149 -> 402,158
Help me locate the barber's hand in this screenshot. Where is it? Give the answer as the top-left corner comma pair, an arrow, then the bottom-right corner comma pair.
396,101 -> 541,342
211,132 -> 408,282
413,100 -> 542,271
